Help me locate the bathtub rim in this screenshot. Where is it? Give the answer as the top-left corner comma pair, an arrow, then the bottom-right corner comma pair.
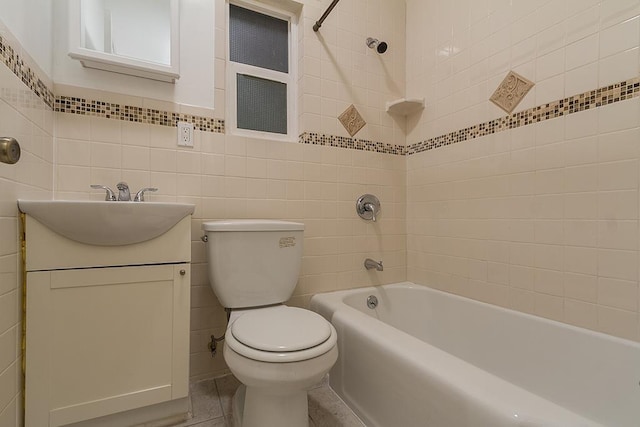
311,281 -> 640,349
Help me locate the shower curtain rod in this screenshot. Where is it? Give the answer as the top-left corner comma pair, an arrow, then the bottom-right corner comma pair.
313,0 -> 340,32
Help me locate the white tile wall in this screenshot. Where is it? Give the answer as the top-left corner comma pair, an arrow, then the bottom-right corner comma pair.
406,0 -> 640,342
51,0 -> 408,378
407,98 -> 640,341
0,23 -> 54,425
301,0 -> 406,144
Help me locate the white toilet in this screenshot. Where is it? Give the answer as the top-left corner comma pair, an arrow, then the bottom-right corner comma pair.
202,219 -> 338,427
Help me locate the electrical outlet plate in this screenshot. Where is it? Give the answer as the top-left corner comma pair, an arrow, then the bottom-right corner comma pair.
177,121 -> 194,147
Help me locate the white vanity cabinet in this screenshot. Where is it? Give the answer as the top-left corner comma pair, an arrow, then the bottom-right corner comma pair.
22,211 -> 192,427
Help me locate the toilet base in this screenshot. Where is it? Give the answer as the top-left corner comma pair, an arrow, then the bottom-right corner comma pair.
232,384 -> 310,427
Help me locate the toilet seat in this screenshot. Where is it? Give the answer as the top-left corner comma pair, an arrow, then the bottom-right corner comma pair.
225,306 -> 337,363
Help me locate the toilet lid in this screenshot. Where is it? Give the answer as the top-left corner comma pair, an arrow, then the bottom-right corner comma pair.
231,307 -> 332,352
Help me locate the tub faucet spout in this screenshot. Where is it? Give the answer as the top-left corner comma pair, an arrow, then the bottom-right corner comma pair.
364,258 -> 383,271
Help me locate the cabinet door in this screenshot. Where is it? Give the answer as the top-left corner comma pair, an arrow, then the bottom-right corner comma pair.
25,264 -> 190,427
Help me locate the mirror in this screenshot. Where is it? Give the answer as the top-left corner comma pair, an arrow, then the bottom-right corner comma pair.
69,0 -> 180,82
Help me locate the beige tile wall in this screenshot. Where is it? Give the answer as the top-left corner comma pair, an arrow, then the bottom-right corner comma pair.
406,0 -> 640,342
54,110 -> 407,378
6,0 -> 638,403
51,0 -> 408,379
0,28 -> 54,425
300,0 -> 407,144
408,100 -> 640,342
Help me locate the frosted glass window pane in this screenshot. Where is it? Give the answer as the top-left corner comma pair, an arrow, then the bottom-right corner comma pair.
229,5 -> 288,73
237,74 -> 287,134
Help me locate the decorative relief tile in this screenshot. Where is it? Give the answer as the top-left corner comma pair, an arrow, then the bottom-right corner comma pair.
490,71 -> 535,114
338,104 -> 366,137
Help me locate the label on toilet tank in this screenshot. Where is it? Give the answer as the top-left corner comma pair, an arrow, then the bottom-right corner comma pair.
279,236 -> 296,248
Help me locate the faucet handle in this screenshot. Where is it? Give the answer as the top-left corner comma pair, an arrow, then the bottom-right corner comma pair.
356,194 -> 381,222
133,187 -> 158,202
90,184 -> 117,201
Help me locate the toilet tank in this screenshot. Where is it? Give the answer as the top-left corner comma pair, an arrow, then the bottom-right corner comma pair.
202,220 -> 304,308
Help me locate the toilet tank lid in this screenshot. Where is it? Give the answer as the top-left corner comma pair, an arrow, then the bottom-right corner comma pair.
202,219 -> 304,231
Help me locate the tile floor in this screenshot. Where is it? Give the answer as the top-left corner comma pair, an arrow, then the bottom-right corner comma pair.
171,374 -> 365,427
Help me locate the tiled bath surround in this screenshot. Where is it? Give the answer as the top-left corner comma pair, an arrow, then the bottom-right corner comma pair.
406,0 -> 640,341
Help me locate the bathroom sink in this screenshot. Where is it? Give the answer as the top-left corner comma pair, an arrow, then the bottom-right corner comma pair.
18,200 -> 195,246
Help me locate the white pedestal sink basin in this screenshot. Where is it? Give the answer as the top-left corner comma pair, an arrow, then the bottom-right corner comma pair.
18,200 -> 195,246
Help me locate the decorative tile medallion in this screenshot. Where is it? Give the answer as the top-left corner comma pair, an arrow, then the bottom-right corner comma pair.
338,104 -> 366,137
490,71 -> 534,114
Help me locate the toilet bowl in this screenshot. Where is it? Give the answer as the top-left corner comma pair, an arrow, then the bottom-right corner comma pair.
201,220 -> 338,427
224,306 -> 338,426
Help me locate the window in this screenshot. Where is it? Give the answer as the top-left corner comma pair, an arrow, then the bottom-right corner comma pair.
227,2 -> 297,140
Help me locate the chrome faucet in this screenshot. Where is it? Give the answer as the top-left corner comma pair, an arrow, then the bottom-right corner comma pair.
116,182 -> 131,201
91,183 -> 157,202
364,258 -> 383,271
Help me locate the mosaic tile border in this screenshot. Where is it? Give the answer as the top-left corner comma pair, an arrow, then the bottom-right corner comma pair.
0,21 -> 398,151
407,77 -> 640,155
54,96 -> 225,133
2,22 -> 638,157
299,132 -> 406,156
0,28 -> 224,133
0,34 -> 55,109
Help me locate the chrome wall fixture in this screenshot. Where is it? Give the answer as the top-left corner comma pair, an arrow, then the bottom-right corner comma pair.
0,137 -> 20,164
364,258 -> 384,271
356,194 -> 381,222
366,37 -> 388,54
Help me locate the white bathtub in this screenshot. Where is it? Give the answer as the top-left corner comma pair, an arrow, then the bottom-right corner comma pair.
310,282 -> 640,427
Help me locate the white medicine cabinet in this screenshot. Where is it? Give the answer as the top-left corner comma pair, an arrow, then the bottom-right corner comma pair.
68,0 -> 180,82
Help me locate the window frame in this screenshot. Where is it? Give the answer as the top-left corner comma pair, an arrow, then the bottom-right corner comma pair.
226,0 -> 298,142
